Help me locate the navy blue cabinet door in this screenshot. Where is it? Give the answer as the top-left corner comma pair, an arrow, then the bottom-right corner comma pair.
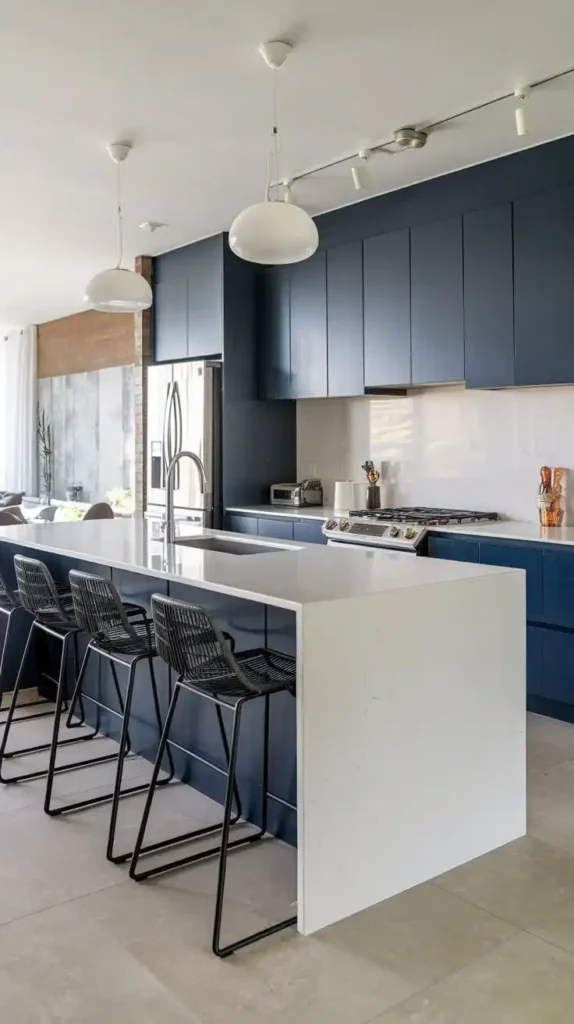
478,539 -> 543,622
410,217 -> 464,385
259,267 -> 291,399
542,628 -> 574,706
514,185 -> 574,385
363,229 -> 411,387
154,278 -> 188,363
527,626 -> 544,698
187,235 -> 223,360
426,535 -> 479,562
290,251 -> 327,398
293,520 -> 327,545
464,203 -> 514,389
257,518 -> 294,540
327,242 -> 364,396
227,515 -> 258,535
542,548 -> 574,628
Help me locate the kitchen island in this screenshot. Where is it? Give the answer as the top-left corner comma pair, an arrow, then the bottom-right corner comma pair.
0,518 -> 526,936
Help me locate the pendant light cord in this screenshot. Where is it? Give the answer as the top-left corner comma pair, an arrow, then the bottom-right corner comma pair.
116,158 -> 123,269
264,74 -> 280,201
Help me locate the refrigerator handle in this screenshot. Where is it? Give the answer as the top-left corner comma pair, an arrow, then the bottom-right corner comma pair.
162,381 -> 174,483
173,381 -> 183,489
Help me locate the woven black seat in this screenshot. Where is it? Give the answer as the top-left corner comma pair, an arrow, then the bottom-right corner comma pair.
129,593 -> 297,959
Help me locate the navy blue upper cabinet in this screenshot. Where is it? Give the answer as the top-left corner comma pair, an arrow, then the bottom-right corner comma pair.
187,235 -> 223,359
153,277 -> 188,363
154,235 -> 223,363
290,251 -> 327,398
259,266 -> 291,399
327,242 -> 364,396
463,204 -> 515,389
411,216 -> 464,385
363,229 -> 411,387
514,185 -> 574,386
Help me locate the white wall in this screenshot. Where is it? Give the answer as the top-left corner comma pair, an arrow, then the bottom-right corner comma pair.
297,384 -> 574,522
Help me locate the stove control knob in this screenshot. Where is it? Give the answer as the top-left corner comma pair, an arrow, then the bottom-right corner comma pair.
339,519 -> 351,532
325,519 -> 337,531
388,526 -> 399,537
404,527 -> 416,540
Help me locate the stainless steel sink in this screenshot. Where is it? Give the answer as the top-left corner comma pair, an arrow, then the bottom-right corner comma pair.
173,536 -> 290,556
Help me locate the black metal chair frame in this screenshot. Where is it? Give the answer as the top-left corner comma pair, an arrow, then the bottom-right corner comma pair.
129,594 -> 297,958
0,558 -> 149,805
57,569 -> 179,862
0,572 -> 59,727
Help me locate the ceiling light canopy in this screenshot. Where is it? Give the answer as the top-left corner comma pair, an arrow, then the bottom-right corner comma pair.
229,41 -> 318,266
84,142 -> 152,314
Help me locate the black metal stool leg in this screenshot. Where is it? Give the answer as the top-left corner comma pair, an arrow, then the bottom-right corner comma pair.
212,694 -> 297,958
215,703 -> 243,822
129,685 -> 181,878
0,622 -> 36,780
46,652 -> 154,819
106,660 -> 139,861
65,644 -> 91,729
128,687 -> 253,881
148,655 -> 175,782
0,611 -> 54,726
109,660 -> 132,754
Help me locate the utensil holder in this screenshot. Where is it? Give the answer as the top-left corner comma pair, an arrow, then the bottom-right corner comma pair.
365,485 -> 381,510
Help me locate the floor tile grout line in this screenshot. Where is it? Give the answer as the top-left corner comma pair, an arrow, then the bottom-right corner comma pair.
524,925 -> 574,960
0,876 -> 128,932
427,880 -> 526,932
360,925 -> 574,1024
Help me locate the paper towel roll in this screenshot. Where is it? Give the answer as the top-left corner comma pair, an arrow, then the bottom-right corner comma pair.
334,481 -> 356,511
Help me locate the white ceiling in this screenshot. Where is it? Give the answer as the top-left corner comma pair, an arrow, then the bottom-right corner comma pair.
2,0 -> 574,325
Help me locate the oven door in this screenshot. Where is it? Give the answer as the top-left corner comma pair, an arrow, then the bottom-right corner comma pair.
327,538 -> 419,555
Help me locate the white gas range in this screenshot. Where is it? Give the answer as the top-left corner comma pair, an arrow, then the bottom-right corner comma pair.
323,507 -> 499,553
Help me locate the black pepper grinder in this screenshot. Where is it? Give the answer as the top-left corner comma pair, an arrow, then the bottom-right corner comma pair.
361,461 -> 381,510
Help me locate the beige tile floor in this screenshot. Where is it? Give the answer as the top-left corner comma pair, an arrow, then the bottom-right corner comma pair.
1,711 -> 574,1021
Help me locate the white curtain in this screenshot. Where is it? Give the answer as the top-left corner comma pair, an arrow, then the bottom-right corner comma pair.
0,326 -> 37,495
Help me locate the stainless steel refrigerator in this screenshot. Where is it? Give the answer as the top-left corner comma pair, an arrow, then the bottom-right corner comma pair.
146,360 -> 221,527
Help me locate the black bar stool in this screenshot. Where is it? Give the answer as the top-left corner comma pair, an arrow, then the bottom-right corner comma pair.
0,556 -> 149,793
64,569 -> 175,862
129,593 -> 297,958
0,569 -> 69,726
0,555 -> 121,785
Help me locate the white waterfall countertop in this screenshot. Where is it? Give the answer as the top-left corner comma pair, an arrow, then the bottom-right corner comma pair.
0,515 -> 526,937
0,517 -> 516,612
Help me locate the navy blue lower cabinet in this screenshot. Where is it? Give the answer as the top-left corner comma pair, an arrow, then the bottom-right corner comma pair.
293,520 -> 327,545
227,514 -> 258,535
541,627 -> 574,706
478,539 -> 543,622
426,534 -> 479,562
257,518 -> 294,541
543,547 -> 574,629
527,625 -> 544,698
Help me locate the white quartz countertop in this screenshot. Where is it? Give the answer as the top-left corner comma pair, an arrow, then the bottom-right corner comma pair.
226,505 -> 335,521
0,519 -> 516,612
431,520 -> 574,546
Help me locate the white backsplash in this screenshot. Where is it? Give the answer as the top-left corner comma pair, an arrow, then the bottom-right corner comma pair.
297,385 -> 574,522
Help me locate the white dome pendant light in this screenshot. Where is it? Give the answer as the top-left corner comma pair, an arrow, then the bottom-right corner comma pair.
229,41 -> 318,265
84,142 -> 152,313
